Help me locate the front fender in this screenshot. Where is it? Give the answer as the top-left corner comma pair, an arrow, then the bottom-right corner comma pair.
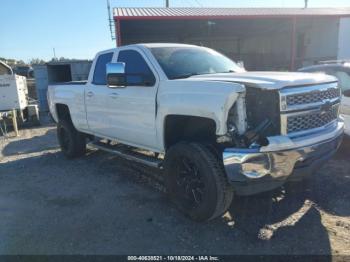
156,80 -> 245,150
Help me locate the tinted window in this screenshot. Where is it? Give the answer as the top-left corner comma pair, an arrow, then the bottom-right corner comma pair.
93,52 -> 113,85
117,50 -> 155,86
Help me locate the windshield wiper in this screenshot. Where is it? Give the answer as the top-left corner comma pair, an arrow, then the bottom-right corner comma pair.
170,73 -> 202,80
220,70 -> 235,73
170,71 -> 235,79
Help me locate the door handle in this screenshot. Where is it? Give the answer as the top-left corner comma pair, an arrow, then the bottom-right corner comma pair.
86,91 -> 94,98
109,92 -> 119,99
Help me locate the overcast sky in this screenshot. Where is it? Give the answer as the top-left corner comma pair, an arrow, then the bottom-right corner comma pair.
1,0 -> 349,62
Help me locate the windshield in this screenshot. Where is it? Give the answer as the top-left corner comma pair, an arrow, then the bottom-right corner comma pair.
150,46 -> 245,80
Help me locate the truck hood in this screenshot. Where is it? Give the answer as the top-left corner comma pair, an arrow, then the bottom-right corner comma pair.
186,71 -> 337,90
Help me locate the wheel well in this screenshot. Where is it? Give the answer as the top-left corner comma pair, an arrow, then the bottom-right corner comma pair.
55,104 -> 71,122
164,115 -> 217,150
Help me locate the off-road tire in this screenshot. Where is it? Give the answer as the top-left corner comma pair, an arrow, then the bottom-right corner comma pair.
164,142 -> 234,222
57,119 -> 86,159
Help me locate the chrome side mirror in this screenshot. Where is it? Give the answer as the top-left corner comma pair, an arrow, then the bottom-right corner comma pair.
106,62 -> 126,87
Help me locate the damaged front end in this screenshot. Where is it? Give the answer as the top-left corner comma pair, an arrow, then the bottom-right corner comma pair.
219,82 -> 344,195
218,86 -> 281,148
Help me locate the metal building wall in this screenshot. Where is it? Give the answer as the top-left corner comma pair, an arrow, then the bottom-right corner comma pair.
32,65 -> 49,111
70,61 -> 92,81
118,18 -> 294,70
296,17 -> 339,67
338,17 -> 350,60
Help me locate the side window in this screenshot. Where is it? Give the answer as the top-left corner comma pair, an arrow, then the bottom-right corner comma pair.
93,52 -> 113,85
117,50 -> 156,86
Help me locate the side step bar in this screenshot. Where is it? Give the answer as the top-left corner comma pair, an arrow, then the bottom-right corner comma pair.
87,141 -> 163,168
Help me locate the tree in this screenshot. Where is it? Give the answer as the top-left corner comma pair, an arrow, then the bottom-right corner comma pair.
30,58 -> 46,65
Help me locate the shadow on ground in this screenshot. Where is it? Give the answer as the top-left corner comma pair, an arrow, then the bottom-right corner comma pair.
0,128 -> 349,255
1,128 -> 58,156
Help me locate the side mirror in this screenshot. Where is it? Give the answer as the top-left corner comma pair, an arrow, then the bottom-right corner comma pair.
236,60 -> 245,70
106,62 -> 126,87
343,89 -> 350,97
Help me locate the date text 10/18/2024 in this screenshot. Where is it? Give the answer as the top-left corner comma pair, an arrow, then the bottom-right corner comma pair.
127,256 -> 219,261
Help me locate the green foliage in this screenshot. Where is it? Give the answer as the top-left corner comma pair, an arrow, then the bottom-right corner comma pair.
30,58 -> 46,65
0,57 -> 27,67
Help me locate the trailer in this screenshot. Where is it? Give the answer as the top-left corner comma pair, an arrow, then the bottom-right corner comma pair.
0,73 -> 28,111
0,61 -> 39,137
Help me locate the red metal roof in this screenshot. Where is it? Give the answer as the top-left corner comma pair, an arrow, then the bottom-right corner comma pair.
114,7 -> 350,19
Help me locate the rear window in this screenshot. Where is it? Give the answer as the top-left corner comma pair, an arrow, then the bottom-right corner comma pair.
93,52 -> 113,85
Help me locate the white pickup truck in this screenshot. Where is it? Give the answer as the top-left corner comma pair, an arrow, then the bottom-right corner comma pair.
48,43 -> 344,221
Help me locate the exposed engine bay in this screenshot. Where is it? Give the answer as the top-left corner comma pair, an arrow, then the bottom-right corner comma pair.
220,81 -> 341,149
220,85 -> 280,148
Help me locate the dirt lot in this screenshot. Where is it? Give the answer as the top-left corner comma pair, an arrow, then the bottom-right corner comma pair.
0,124 -> 349,255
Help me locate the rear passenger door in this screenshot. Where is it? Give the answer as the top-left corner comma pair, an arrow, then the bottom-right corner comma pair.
108,48 -> 159,150
85,51 -> 114,136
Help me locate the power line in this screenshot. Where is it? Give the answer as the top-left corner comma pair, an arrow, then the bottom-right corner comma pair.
194,0 -> 203,7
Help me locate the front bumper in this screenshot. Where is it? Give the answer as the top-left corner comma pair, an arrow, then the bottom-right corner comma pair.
223,121 -> 344,196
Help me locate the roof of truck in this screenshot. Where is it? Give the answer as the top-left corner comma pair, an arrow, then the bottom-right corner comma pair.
98,43 -> 205,54
138,43 -> 200,48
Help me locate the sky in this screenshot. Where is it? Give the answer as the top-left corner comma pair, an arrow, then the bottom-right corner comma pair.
1,0 -> 350,63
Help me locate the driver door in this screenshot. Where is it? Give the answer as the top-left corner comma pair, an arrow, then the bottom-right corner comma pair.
107,48 -> 159,150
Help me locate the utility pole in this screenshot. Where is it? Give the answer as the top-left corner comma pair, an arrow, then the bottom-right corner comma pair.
304,0 -> 308,8
165,0 -> 169,8
53,48 -> 56,59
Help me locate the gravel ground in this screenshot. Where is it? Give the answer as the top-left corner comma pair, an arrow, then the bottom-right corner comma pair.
0,124 -> 349,255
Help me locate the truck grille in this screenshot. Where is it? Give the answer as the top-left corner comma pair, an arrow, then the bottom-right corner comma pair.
280,82 -> 340,135
286,87 -> 339,106
287,104 -> 339,133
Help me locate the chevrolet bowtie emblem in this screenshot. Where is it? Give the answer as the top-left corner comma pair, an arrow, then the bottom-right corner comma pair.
320,100 -> 332,115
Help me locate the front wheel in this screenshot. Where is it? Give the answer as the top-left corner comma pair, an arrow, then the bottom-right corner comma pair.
164,142 -> 234,222
57,119 -> 86,159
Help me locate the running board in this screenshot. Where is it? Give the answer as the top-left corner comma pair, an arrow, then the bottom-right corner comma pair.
87,141 -> 162,168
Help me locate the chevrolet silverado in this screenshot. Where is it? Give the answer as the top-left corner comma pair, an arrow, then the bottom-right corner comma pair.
48,43 -> 344,221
